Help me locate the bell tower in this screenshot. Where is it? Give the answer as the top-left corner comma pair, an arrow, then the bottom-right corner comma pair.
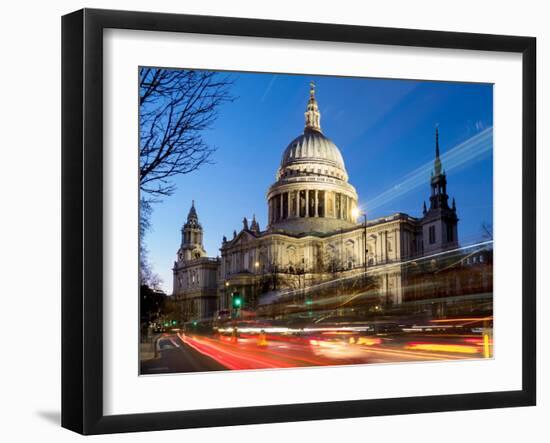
421,128 -> 459,254
177,200 -> 207,262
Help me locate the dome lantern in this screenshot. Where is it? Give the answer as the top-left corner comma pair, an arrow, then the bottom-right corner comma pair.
305,81 -> 321,132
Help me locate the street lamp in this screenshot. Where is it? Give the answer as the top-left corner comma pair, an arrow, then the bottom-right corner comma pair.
351,207 -> 368,281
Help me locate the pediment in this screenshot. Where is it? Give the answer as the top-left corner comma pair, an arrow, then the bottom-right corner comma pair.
229,230 -> 256,247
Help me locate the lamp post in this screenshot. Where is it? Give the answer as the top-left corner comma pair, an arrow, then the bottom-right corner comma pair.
363,213 -> 368,280
352,207 -> 368,282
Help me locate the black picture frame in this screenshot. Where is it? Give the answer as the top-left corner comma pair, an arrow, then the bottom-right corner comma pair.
62,8 -> 536,435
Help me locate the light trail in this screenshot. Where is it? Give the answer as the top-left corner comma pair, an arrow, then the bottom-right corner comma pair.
405,342 -> 480,354
176,332 -> 485,371
270,240 -> 493,302
366,127 -> 493,211
354,345 -> 468,361
179,333 -> 344,368
429,316 -> 493,323
179,333 -> 294,369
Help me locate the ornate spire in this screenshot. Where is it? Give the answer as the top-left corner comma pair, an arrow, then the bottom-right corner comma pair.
243,217 -> 249,230
423,201 -> 427,215
434,126 -> 442,176
179,200 -> 204,254
183,200 -> 201,230
304,81 -> 321,132
187,199 -> 198,221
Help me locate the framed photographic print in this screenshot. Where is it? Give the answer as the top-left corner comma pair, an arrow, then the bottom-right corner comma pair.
61,8 -> 536,435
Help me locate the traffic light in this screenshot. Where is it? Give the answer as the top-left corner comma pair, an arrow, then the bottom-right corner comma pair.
232,293 -> 242,309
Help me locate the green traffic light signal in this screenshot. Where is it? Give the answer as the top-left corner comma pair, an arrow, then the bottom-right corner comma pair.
232,293 -> 242,309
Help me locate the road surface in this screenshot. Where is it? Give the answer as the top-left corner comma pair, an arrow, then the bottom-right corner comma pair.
140,331 -> 492,374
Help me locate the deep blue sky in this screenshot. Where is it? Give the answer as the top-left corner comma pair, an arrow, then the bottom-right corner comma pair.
144,71 -> 493,293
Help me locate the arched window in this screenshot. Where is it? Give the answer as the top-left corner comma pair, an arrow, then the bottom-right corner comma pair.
287,245 -> 297,266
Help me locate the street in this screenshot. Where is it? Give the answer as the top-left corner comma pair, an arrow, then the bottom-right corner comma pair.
140,329 -> 492,374
140,334 -> 226,374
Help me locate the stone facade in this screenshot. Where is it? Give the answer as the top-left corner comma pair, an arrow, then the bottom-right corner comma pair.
172,84 -> 459,322
172,201 -> 219,320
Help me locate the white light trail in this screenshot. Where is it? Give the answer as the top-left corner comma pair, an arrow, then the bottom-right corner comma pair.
366,127 -> 493,211
270,240 -> 493,301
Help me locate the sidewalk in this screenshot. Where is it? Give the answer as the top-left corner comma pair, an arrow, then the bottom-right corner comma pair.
139,334 -> 161,361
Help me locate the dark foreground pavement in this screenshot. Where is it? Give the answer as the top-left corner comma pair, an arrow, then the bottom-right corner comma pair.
140,334 -> 226,374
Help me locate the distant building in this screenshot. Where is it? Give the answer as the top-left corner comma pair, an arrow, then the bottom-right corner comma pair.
172,83 -> 462,321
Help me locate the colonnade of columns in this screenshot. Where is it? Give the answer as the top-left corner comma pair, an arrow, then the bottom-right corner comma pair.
268,189 -> 355,225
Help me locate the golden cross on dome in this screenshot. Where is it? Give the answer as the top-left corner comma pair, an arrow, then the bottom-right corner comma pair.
310,81 -> 315,96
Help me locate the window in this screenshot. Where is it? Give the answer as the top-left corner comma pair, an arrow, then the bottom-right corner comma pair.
446,223 -> 454,242
287,245 -> 296,266
429,225 -> 436,244
345,240 -> 355,269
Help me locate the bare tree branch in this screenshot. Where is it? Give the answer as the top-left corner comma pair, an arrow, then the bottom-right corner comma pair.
139,68 -> 235,201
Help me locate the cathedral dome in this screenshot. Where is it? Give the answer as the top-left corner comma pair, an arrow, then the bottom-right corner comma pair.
266,82 -> 359,235
281,129 -> 346,174
277,82 -> 349,182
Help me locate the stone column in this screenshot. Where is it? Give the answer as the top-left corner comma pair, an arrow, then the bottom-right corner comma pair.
314,190 -> 319,217
378,231 -> 386,263
383,231 -> 388,263
305,189 -> 309,217
280,194 -> 284,220
394,273 -> 403,304
286,192 -> 292,218
395,228 -> 401,261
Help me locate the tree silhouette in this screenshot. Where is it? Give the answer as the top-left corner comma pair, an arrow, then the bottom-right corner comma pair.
139,68 -> 235,199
